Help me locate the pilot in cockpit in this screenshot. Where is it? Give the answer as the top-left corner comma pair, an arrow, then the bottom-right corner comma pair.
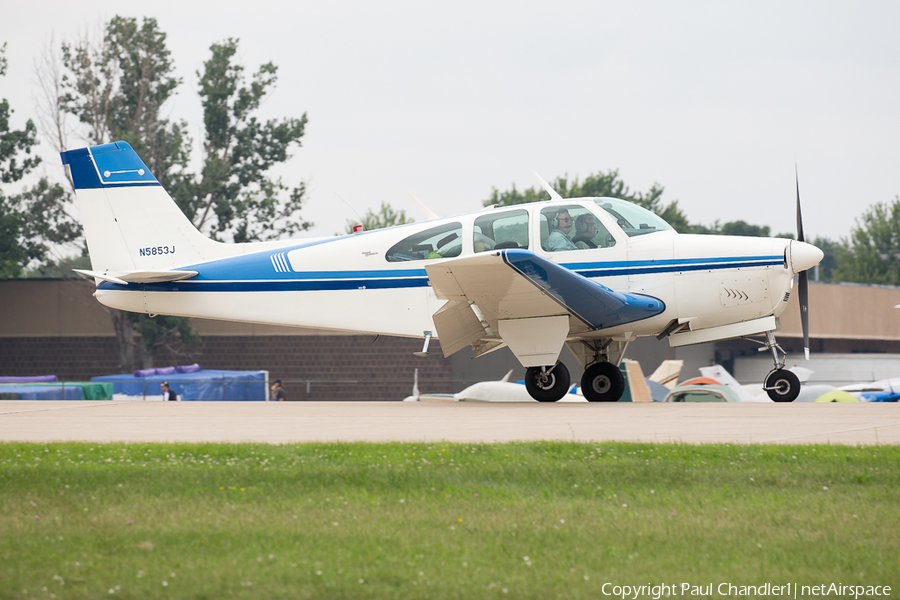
545,208 -> 577,251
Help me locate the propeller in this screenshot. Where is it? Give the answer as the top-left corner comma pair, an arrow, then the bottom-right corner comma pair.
795,165 -> 811,360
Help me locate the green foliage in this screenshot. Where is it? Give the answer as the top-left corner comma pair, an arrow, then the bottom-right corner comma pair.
60,17 -> 191,191
56,18 -> 198,365
692,220 -> 771,237
3,179 -> 81,276
128,313 -> 200,355
0,43 -> 79,278
808,235 -> 839,282
833,197 -> 900,285
0,198 -> 27,278
23,253 -> 91,278
483,172 -> 811,239
49,19 -> 313,365
57,20 -> 310,244
192,38 -> 310,243
343,201 -> 413,234
485,170 -> 692,232
0,111 -> 39,183
1,441 -> 897,597
484,182 -> 548,207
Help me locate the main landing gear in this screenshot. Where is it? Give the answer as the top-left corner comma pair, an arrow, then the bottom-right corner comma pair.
581,362 -> 625,402
525,363 -> 571,402
526,361 -> 627,402
760,330 -> 801,403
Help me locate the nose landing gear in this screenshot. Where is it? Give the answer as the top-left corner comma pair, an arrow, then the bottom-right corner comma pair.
760,330 -> 801,402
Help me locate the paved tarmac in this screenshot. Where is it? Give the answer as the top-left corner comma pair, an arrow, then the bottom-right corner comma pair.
0,400 -> 898,445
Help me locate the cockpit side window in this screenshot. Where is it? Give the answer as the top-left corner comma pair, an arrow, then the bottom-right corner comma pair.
473,209 -> 529,253
385,222 -> 463,262
540,205 -> 615,251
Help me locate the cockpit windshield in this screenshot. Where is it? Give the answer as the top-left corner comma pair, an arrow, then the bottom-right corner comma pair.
593,198 -> 674,237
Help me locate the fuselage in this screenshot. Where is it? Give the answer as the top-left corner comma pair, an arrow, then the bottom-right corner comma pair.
93,197 -> 809,345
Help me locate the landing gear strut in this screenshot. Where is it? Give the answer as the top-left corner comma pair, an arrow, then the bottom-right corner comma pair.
525,362 -> 571,402
760,330 -> 801,402
581,362 -> 625,402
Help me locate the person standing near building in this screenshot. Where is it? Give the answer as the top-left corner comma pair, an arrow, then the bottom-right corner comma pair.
160,381 -> 177,401
271,379 -> 286,401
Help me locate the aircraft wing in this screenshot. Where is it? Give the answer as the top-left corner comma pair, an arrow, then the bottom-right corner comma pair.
426,249 -> 664,357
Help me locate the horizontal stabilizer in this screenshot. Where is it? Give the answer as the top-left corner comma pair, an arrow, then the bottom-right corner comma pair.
74,269 -> 199,285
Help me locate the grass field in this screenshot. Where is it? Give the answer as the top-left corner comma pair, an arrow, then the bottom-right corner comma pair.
1,441 -> 897,599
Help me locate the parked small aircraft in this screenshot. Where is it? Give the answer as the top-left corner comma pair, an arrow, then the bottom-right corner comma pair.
452,370 -> 584,403
61,141 -> 823,402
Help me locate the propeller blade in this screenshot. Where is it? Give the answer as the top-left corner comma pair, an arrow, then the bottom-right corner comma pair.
795,164 -> 805,243
795,165 -> 810,359
799,269 -> 810,360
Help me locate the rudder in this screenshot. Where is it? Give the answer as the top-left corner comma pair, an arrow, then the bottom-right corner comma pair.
61,141 -> 223,273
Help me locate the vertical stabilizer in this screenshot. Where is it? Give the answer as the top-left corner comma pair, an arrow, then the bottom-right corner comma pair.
60,141 -> 224,273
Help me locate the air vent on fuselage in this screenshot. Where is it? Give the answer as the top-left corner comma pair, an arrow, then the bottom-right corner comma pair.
719,277 -> 768,307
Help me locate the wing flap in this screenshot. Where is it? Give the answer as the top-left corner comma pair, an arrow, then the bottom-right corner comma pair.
432,300 -> 487,357
427,251 -> 569,336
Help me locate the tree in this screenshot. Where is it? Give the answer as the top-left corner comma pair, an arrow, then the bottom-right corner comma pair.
1,41 -> 40,278
60,16 -> 191,195
190,39 -> 310,243
686,219 -> 795,238
49,18 -> 196,370
34,17 -> 313,370
0,42 -> 79,277
484,170 -> 802,239
0,43 -> 40,181
342,201 -> 413,234
484,170 -> 692,232
808,235 -> 838,283
832,198 -> 900,285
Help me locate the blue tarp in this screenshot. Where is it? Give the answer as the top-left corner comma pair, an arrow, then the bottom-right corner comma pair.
91,369 -> 268,401
0,385 -> 84,400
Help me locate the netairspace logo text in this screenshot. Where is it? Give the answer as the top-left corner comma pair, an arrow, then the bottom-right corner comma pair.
600,582 -> 892,599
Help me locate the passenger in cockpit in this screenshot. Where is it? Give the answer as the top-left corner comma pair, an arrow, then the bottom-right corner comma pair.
572,213 -> 599,249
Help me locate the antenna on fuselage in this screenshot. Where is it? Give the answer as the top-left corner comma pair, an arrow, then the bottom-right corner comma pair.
532,171 -> 564,201
335,193 -> 366,231
408,192 -> 440,221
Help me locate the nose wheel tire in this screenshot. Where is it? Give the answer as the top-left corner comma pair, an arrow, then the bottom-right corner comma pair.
525,362 -> 571,402
581,362 -> 625,402
764,369 -> 801,402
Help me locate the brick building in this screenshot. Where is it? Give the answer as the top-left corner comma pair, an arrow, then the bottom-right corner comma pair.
3,278 -> 900,397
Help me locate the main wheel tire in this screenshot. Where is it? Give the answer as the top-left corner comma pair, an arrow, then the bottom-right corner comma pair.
764,369 -> 801,402
525,363 -> 571,402
581,362 -> 625,402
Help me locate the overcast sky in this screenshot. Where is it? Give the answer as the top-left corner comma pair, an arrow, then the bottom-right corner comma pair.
3,1 -> 899,241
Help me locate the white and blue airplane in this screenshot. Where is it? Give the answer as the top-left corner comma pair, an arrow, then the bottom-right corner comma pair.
61,141 -> 823,403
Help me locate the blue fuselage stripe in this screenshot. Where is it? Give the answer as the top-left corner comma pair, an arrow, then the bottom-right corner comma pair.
572,258 -> 783,278
97,255 -> 783,292
100,278 -> 432,293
